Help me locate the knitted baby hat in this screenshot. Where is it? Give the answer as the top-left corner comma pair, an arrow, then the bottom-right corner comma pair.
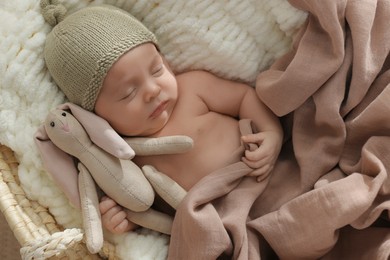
40,0 -> 158,111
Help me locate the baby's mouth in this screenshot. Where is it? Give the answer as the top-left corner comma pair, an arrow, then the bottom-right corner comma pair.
150,101 -> 168,119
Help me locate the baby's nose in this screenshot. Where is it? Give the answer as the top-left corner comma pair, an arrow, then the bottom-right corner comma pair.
144,81 -> 161,101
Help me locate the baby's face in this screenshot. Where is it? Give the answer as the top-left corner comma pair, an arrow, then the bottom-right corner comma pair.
94,43 -> 178,136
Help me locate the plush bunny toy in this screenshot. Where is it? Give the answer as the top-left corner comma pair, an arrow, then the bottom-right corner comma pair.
35,103 -> 190,254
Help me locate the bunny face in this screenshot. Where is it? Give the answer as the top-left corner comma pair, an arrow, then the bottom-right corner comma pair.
44,109 -> 92,157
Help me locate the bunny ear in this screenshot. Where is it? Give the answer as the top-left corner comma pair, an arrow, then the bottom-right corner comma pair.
58,103 -> 135,159
78,163 -> 103,254
34,125 -> 81,209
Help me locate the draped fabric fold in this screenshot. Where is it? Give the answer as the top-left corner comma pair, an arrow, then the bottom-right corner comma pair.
168,0 -> 390,259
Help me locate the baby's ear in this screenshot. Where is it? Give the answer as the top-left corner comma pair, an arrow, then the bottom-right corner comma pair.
58,103 -> 135,159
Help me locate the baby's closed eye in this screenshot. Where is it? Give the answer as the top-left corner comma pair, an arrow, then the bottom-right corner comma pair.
120,87 -> 137,101
152,63 -> 164,76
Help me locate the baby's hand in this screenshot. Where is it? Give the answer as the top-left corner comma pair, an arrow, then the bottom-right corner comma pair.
99,196 -> 138,234
241,131 -> 282,182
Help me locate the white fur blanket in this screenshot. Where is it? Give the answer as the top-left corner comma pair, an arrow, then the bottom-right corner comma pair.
0,0 -> 306,258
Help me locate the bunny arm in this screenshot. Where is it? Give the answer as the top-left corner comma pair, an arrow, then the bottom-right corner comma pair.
124,135 -> 193,156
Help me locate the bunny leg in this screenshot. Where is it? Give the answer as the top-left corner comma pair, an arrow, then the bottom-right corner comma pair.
125,208 -> 173,235
78,163 -> 104,254
142,165 -> 187,209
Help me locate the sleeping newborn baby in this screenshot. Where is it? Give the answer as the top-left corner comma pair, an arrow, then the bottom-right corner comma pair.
41,4 -> 283,234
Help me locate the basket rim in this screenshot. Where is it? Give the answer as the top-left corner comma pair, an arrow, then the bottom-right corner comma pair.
0,144 -> 116,259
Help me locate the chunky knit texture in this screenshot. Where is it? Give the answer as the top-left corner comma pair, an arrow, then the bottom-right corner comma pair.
43,4 -> 157,111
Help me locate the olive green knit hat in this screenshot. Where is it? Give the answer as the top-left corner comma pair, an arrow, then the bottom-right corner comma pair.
40,0 -> 158,111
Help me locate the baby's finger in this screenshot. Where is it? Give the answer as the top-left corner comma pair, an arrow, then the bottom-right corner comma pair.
111,209 -> 127,224
256,173 -> 269,182
101,206 -> 125,232
246,164 -> 272,178
242,155 -> 268,169
244,149 -> 267,162
103,205 -> 123,220
99,198 -> 117,214
111,210 -> 131,234
113,219 -> 129,234
114,220 -> 138,234
241,133 -> 265,144
256,166 -> 273,182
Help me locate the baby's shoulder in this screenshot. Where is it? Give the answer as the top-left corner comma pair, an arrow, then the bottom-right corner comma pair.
177,69 -> 212,78
176,70 -> 221,88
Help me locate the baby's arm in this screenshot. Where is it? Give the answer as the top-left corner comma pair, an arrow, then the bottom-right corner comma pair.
99,196 -> 138,234
237,87 -> 283,180
238,87 -> 283,181
180,71 -> 283,180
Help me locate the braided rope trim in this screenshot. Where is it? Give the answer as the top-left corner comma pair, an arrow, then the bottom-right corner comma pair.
20,228 -> 83,260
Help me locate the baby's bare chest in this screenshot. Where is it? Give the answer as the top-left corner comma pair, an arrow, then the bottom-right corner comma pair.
134,113 -> 243,190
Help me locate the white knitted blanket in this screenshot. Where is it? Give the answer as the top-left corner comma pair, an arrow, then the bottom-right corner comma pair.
0,0 -> 306,258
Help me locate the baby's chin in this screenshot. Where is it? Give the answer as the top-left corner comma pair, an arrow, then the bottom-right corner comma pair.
120,125 -> 165,138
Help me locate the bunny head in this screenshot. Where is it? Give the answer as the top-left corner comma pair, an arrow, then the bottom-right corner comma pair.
35,103 -> 155,212
44,109 -> 92,157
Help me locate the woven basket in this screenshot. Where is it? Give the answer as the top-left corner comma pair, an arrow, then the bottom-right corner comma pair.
0,144 -> 117,259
